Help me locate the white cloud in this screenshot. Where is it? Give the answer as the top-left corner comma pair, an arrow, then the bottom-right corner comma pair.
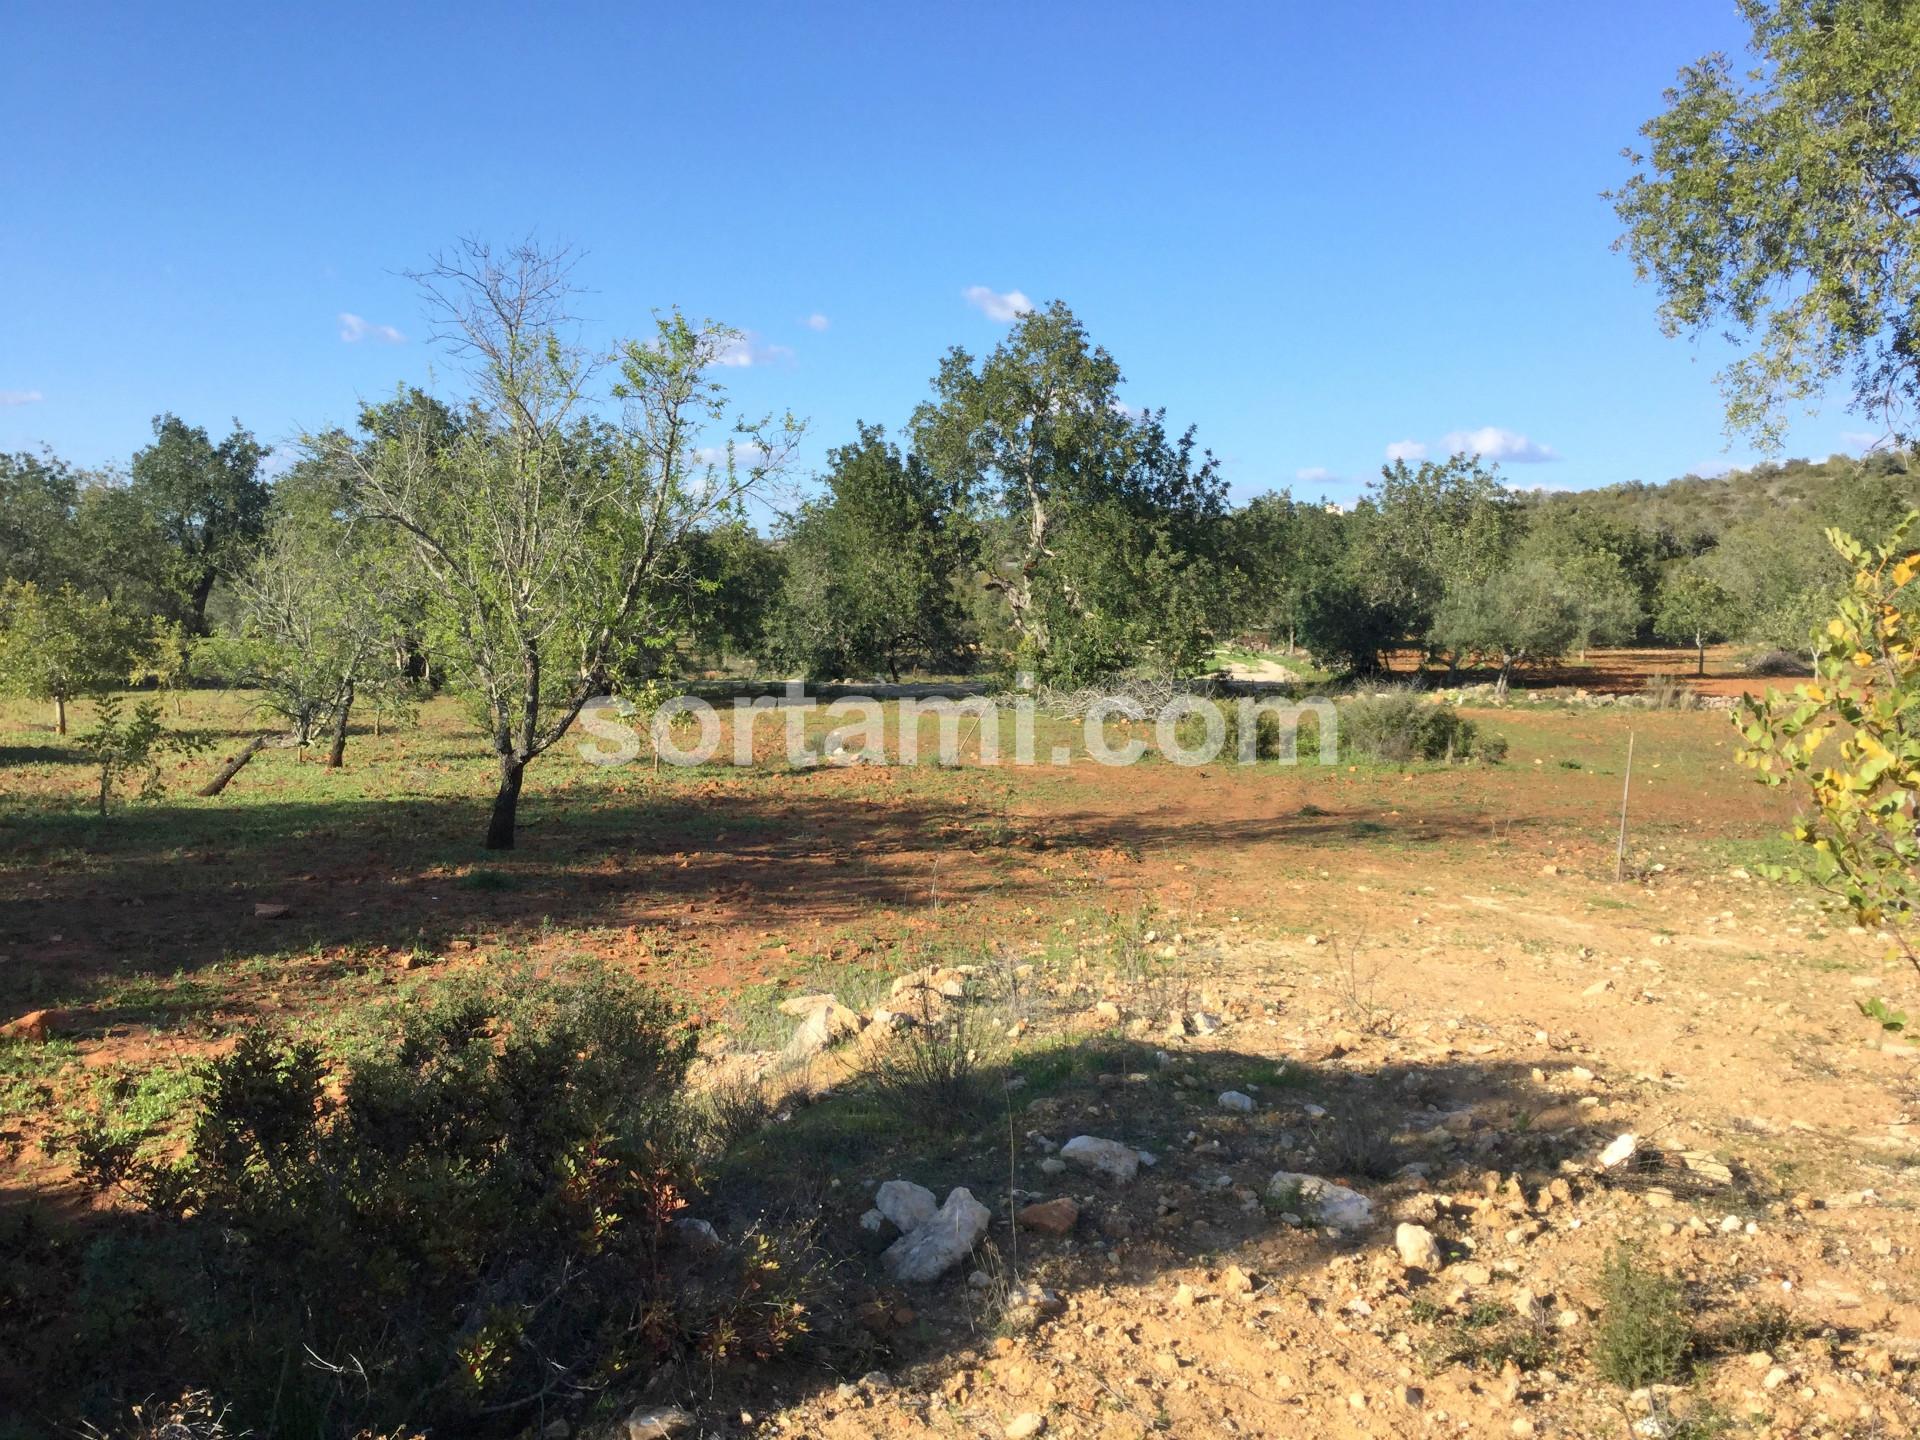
1295,466 -> 1338,484
1840,429 -> 1884,453
339,312 -> 406,344
1384,439 -> 1428,463
804,312 -> 830,332
0,389 -> 43,406
1108,399 -> 1149,421
963,285 -> 1034,323
714,332 -> 795,368
1688,459 -> 1736,479
693,441 -> 776,470
1440,425 -> 1558,463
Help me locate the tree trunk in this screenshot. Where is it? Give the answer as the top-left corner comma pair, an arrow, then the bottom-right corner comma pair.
97,766 -> 111,817
486,754 -> 526,850
54,694 -> 66,735
325,681 -> 354,769
1695,635 -> 1706,678
198,734 -> 271,796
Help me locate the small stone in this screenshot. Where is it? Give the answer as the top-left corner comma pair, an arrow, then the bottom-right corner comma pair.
1599,1133 -> 1638,1169
1004,1414 -> 1046,1440
253,902 -> 290,919
1062,1135 -> 1141,1184
1763,1366 -> 1791,1391
880,1188 -> 990,1283
1267,1171 -> 1374,1232
1218,1090 -> 1255,1112
875,1179 -> 939,1233
627,1407 -> 694,1439
784,997 -> 866,1058
1394,1222 -> 1443,1271
1015,1197 -> 1080,1237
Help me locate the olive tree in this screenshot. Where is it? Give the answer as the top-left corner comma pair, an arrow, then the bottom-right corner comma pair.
0,579 -> 137,733
347,240 -> 799,848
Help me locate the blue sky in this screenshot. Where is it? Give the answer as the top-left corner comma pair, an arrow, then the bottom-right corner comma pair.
0,2 -> 1881,509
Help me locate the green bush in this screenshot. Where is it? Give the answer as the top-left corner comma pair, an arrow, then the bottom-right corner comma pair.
53,964 -> 813,1437
1593,1244 -> 1692,1388
1339,691 -> 1502,764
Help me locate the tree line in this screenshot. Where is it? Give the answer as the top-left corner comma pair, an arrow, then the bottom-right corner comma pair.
2,239 -> 1914,845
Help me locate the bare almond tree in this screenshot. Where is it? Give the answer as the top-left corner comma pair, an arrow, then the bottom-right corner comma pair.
343,238 -> 801,848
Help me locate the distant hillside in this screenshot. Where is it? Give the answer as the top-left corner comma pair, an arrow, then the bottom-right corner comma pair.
1519,449 -> 1919,545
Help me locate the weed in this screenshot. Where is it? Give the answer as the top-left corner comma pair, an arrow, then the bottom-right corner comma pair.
861,994 -> 997,1135
1593,1244 -> 1693,1388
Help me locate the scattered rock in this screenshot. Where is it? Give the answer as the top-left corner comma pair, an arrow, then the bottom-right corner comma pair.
1394,1222 -> 1443,1271
1218,1090 -> 1255,1112
1062,1135 -> 1141,1184
1267,1172 -> 1374,1232
1599,1133 -> 1638,1169
1004,1413 -> 1046,1439
627,1407 -> 694,1439
253,902 -> 290,919
1015,1197 -> 1080,1236
1002,1281 -> 1065,1330
880,1188 -> 990,1282
875,1179 -> 939,1233
784,998 -> 866,1059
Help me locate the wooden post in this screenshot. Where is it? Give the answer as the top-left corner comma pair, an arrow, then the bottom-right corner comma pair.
1614,730 -> 1636,882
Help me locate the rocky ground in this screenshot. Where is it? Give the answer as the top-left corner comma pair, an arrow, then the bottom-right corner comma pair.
632,869 -> 1920,1440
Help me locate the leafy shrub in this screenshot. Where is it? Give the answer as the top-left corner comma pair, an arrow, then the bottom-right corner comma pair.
1593,1244 -> 1692,1388
1340,691 -> 1501,764
57,963 -> 811,1437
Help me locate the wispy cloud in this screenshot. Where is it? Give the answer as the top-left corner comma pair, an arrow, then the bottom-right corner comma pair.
1295,466 -> 1338,484
1688,459 -> 1736,479
694,441 -> 777,470
1840,429 -> 1884,453
804,312 -> 830,332
1440,425 -> 1558,463
963,285 -> 1034,323
1384,439 -> 1428,463
714,332 -> 795,368
338,312 -> 406,344
0,389 -> 44,406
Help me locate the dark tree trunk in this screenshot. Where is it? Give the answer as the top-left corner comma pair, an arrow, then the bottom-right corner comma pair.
54,695 -> 66,735
486,754 -> 526,850
198,734 -> 271,796
187,567 -> 217,636
1695,635 -> 1706,678
325,681 -> 354,769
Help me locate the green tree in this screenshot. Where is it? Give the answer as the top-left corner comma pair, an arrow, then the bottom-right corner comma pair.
209,450 -> 418,767
1654,562 -> 1741,675
911,302 -> 1230,681
1611,0 -> 1920,449
1355,454 -> 1520,644
0,579 -> 138,733
0,450 -> 82,588
347,240 -> 799,848
1429,561 -> 1583,697
768,423 -> 973,680
129,413 -> 272,632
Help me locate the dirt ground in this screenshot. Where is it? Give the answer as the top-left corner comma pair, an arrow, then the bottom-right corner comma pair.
1,657 -> 1916,1437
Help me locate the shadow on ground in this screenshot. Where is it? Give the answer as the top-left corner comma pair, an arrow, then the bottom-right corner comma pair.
1,1024 -> 1691,1437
